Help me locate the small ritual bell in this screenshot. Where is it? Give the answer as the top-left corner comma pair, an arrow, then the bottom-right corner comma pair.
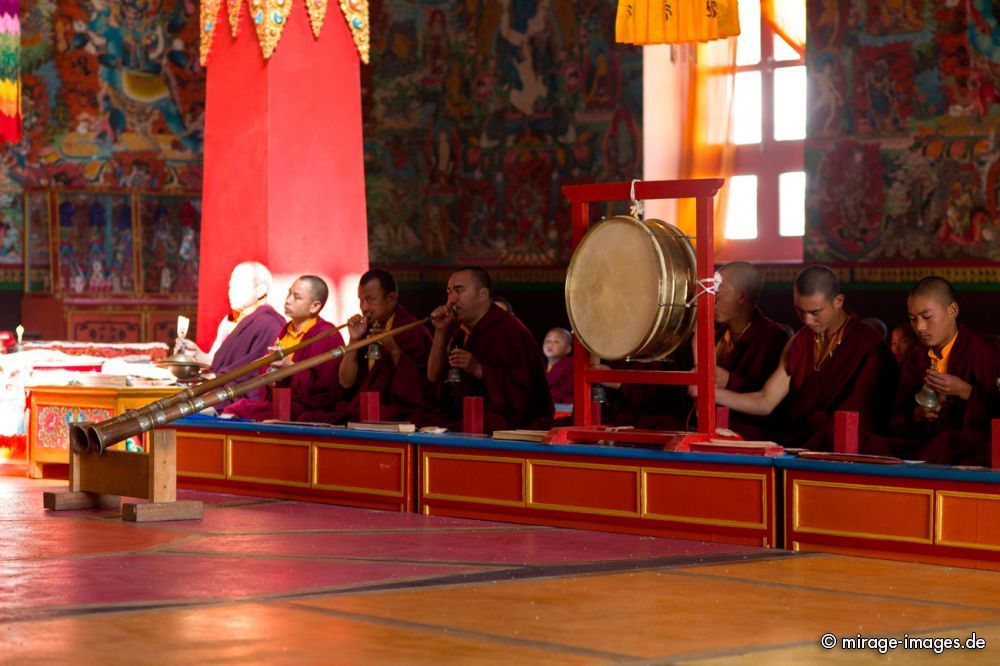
915,359 -> 941,410
915,384 -> 941,409
365,320 -> 383,362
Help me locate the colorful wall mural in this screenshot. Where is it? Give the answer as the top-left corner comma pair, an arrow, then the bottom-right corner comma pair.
805,0 -> 1000,262
363,0 -> 643,268
0,0 -> 204,291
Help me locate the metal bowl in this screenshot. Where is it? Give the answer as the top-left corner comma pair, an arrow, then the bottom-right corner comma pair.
155,354 -> 208,381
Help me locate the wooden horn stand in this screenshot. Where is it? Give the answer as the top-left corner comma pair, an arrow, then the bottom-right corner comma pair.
43,428 -> 203,523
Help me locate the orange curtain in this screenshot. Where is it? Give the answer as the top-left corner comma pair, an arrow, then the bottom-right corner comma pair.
763,0 -> 805,55
676,38 -> 738,251
616,0 -> 741,45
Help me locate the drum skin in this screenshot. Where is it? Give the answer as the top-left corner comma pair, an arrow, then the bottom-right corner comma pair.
565,215 -> 697,361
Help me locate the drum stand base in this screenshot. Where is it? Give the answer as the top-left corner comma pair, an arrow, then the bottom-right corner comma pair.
43,429 -> 203,523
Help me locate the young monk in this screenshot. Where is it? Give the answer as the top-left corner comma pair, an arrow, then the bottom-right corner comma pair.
224,275 -> 344,420
712,261 -> 790,439
695,265 -> 897,451
543,327 -> 574,405
891,276 -> 1000,466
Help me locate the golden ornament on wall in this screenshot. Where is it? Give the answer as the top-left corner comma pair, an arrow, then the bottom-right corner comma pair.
199,0 -> 370,64
305,0 -> 329,39
339,0 -> 370,64
199,0 -> 223,66
251,0 -> 294,59
227,0 -> 243,37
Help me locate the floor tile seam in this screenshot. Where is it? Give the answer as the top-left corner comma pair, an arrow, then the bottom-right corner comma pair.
666,568 -> 1000,614
639,618 -> 1000,663
0,568 -> 511,625
272,550 -> 804,599
145,548 -> 796,583
278,599 -> 640,661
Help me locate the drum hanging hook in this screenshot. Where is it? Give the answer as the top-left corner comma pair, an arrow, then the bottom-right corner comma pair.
629,178 -> 645,219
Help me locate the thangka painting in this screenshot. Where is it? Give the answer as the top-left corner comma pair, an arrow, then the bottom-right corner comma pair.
805,0 -> 1000,261
138,193 -> 200,296
0,191 -> 22,266
55,191 -> 135,294
363,0 -> 642,267
24,190 -> 52,293
0,190 -> 22,287
2,0 -> 204,192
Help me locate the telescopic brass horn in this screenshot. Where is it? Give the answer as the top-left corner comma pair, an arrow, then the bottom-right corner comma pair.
68,319 -> 351,454
83,317 -> 433,454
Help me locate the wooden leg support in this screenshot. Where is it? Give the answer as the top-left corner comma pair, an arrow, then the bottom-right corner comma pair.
44,428 -> 203,522
121,500 -> 203,523
43,491 -> 120,511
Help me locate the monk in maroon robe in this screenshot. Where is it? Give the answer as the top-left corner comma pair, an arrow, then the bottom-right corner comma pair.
300,270 -> 431,424
426,267 -> 553,431
890,277 -> 1000,466
713,262 -> 790,439
225,276 -> 344,420
176,261 -> 285,410
543,328 -> 574,405
700,265 -> 896,451
598,353 -> 693,430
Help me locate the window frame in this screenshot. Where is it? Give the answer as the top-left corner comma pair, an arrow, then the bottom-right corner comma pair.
717,16 -> 805,263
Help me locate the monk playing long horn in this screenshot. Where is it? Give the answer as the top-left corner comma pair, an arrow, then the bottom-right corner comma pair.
225,275 -> 346,420
300,269 -> 433,425
85,317 -> 437,453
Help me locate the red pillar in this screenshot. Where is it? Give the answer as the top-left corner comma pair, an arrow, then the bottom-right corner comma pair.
197,5 -> 368,347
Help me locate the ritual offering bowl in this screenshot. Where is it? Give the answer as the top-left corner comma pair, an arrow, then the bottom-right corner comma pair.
155,353 -> 208,382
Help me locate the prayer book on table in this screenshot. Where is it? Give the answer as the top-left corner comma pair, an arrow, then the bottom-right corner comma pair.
687,439 -> 785,456
346,421 -> 417,433
491,429 -> 549,442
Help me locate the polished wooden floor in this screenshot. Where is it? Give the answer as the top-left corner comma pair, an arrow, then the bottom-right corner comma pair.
3,467 -> 999,664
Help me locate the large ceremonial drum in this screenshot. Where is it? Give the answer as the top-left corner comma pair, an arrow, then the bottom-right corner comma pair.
565,215 -> 697,361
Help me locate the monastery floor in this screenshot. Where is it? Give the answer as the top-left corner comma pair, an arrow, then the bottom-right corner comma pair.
2,466 -> 1000,664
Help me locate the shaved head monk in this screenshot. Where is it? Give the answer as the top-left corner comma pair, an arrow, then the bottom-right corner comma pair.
712,262 -> 790,439
225,275 -> 346,420
890,276 -> 1000,466
300,269 -> 433,424
698,265 -> 897,451
426,267 -> 553,430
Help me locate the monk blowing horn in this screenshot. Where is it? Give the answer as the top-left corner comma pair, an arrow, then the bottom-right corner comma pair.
80,317 -> 434,454
67,319 -> 356,455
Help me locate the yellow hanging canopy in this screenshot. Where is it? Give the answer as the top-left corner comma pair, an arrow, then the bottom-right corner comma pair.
616,0 -> 741,45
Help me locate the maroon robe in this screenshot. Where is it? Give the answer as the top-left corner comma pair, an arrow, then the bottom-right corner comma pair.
210,304 -> 286,409
783,313 -> 897,452
603,345 -> 694,430
890,326 -> 1000,466
546,356 -> 574,404
224,317 -> 345,421
299,305 -> 432,424
424,304 -> 554,431
717,309 -> 789,440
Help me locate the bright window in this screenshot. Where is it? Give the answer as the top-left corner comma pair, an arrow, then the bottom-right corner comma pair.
720,1 -> 805,261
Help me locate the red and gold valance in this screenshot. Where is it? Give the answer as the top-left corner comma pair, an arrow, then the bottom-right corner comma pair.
200,0 -> 369,65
